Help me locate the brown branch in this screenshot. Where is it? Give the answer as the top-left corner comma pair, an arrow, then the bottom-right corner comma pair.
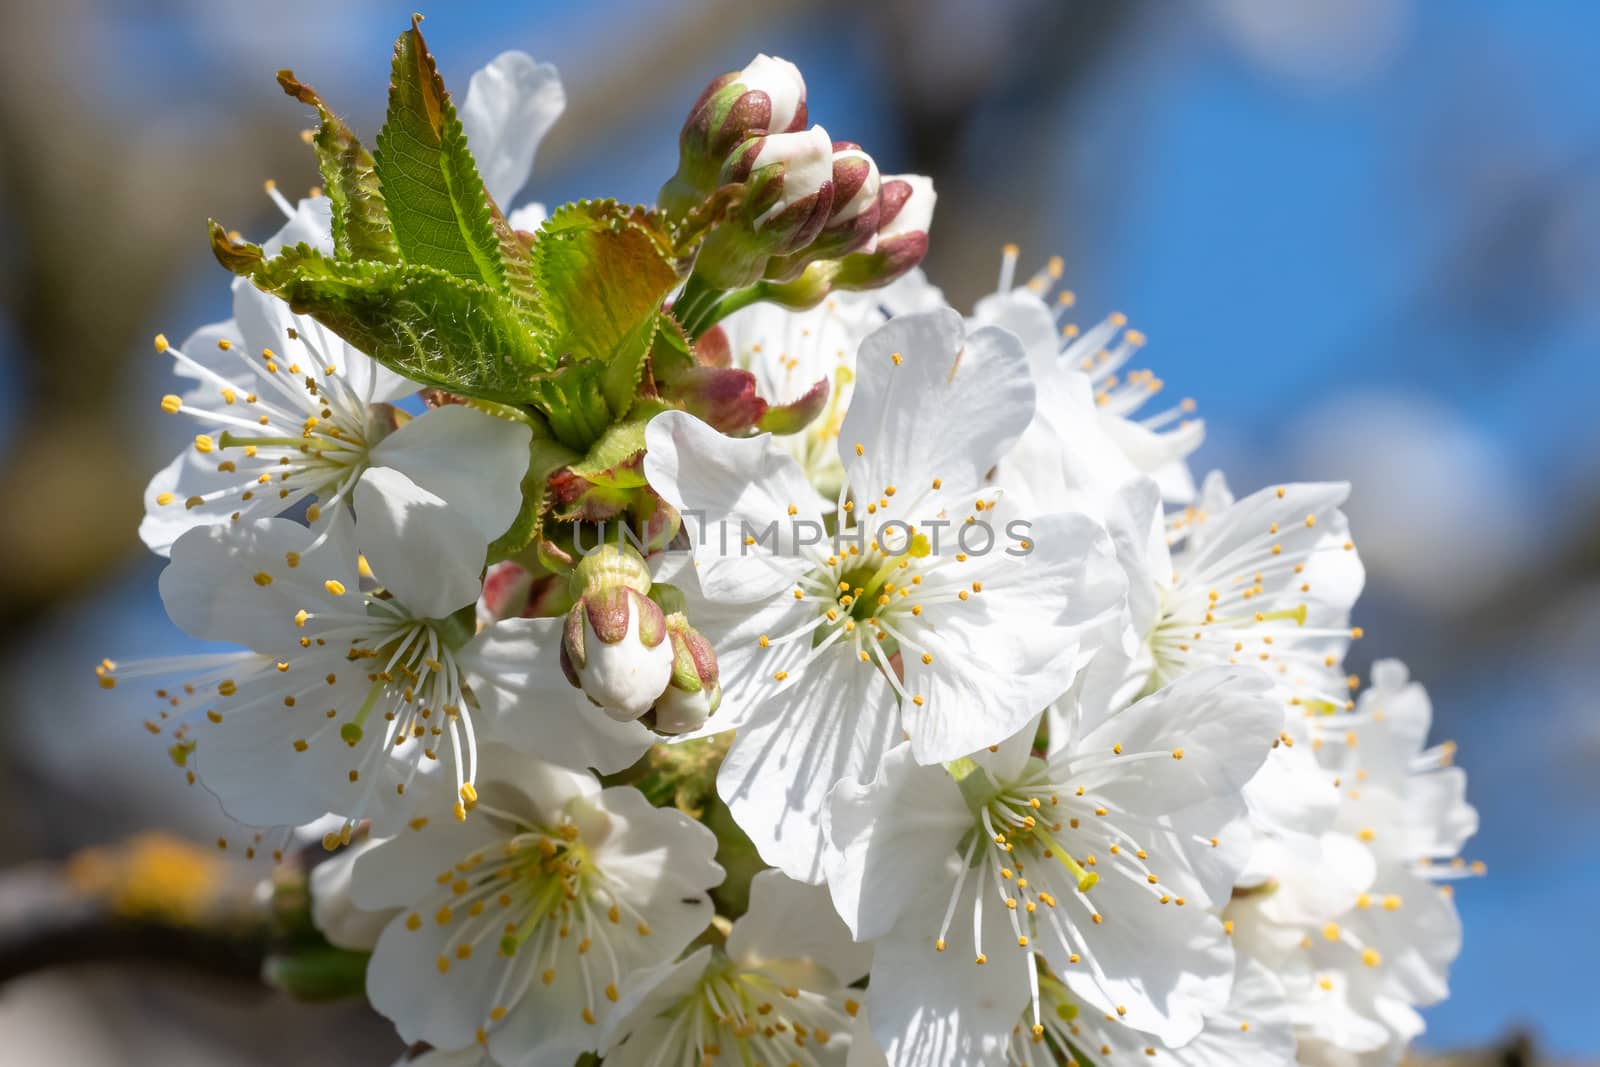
0,861 -> 269,987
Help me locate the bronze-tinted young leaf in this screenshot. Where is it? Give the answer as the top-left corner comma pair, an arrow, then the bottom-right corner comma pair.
533,199 -> 682,416
252,246 -> 549,404
208,219 -> 265,275
374,15 -> 506,288
276,70 -> 398,263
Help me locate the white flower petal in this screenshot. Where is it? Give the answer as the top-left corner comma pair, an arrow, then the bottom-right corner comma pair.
139,445 -> 257,557
1071,667 -> 1281,815
457,619 -> 655,774
729,870 -> 874,987
840,310 -> 1034,497
1044,861 -> 1234,1046
719,647 -> 901,883
823,744 -> 969,942
644,409 -> 821,602
869,873 -> 1031,1067
310,836 -> 397,951
159,514 -> 359,653
353,468 -> 487,620
902,510 -> 1124,764
370,404 -> 533,543
460,51 -> 566,210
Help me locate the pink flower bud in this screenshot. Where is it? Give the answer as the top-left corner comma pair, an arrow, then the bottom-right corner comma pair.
559,546 -> 673,721
659,55 -> 808,217
763,142 -> 882,281
653,613 -> 721,735
831,173 -> 935,291
693,126 -> 836,289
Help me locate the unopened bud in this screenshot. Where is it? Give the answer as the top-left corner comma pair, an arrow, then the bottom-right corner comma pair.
480,561 -> 535,621
764,142 -> 882,282
479,561 -> 568,623
559,546 -> 673,721
749,174 -> 935,311
660,54 -> 808,217
692,126 -> 836,290
653,613 -> 721,734
832,174 -> 935,291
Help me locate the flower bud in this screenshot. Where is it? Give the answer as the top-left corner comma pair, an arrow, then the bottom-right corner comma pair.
653,612 -> 721,735
831,173 -> 935,291
691,126 -> 836,290
762,141 -> 882,282
559,545 -> 673,721
748,174 -> 935,311
479,561 -> 568,623
659,54 -> 808,217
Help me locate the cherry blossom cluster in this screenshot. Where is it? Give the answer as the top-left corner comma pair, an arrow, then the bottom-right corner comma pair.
104,38 -> 1477,1067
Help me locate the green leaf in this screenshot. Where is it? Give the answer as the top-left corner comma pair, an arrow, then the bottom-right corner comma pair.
528,362 -> 616,451
252,246 -> 549,404
373,15 -> 506,288
648,313 -> 696,383
567,406 -> 664,489
276,70 -> 398,263
533,200 -> 682,416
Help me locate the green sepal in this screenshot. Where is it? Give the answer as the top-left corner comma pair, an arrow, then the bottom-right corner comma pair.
248,245 -> 548,404
276,70 -> 398,263
374,14 -> 508,289
565,402 -> 666,489
487,419 -> 582,563
648,314 -> 697,384
529,362 -> 615,451
533,199 -> 682,415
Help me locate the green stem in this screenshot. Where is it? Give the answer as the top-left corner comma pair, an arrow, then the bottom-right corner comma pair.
685,282 -> 770,337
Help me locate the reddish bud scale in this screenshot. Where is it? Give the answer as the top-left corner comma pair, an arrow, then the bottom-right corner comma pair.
660,57 -> 809,218
663,366 -> 769,434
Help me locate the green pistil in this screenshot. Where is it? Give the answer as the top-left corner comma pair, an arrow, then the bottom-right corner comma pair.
217,431 -> 324,451
498,839 -> 585,956
1033,823 -> 1099,893
340,676 -> 388,746
1038,973 -> 1079,1020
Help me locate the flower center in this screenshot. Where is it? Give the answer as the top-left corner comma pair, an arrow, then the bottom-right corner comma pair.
411,808 -> 654,1041
655,957 -> 852,1066
152,327 -> 391,523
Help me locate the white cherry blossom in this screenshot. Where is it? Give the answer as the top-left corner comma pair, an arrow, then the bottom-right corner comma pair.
824,668 -> 1280,1066
601,869 -> 872,1066
140,292 -> 530,557
645,308 -> 1125,881
1007,957 -> 1295,1067
116,463 -> 658,838
353,745 -> 722,1064
1228,660 -> 1478,1064
977,248 -> 1203,506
